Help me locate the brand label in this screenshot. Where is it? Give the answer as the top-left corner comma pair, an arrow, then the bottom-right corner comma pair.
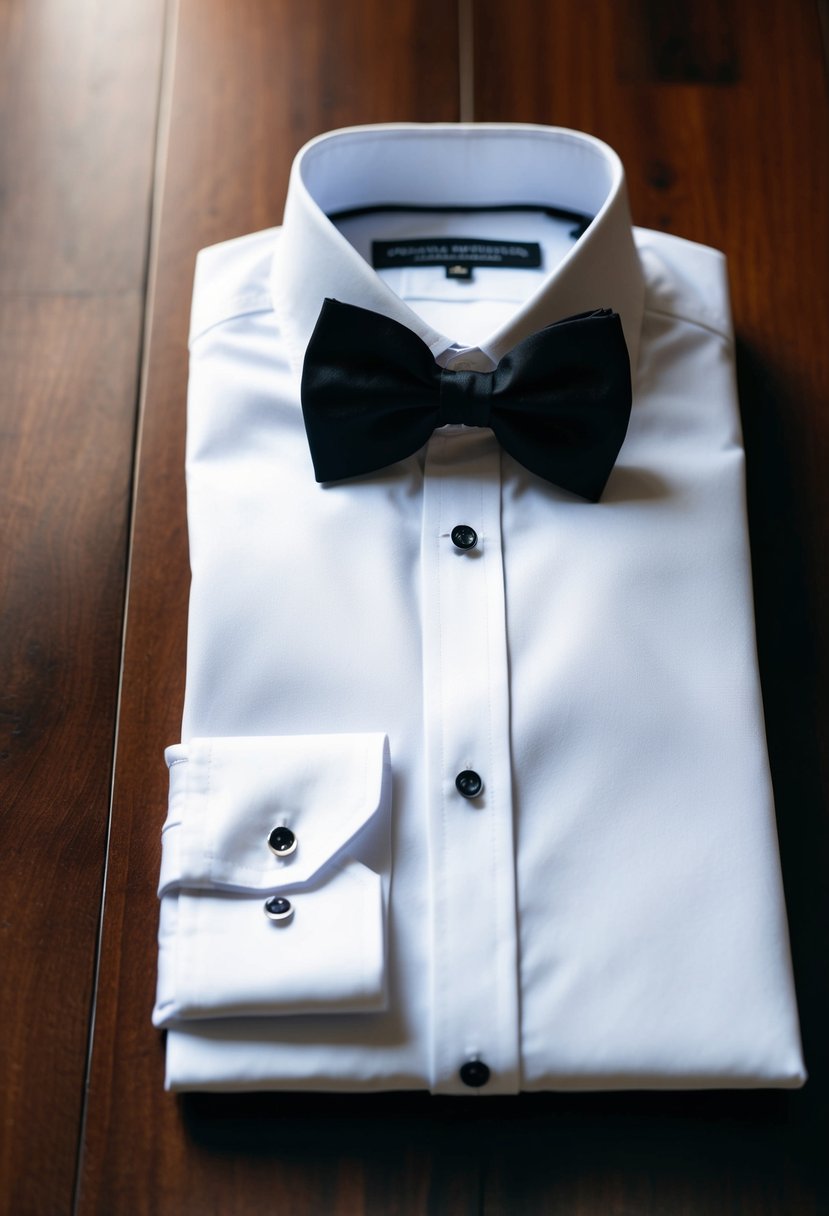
372,237 -> 543,272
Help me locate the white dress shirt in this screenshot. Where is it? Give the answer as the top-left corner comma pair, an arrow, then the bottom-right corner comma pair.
153,123 -> 805,1094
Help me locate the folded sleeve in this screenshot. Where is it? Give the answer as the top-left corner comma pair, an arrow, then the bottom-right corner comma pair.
152,732 -> 391,1026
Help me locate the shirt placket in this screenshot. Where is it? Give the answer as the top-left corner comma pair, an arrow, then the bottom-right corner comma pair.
421,426 -> 520,1095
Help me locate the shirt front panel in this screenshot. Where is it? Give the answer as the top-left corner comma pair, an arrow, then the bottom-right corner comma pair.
181,247 -> 434,1085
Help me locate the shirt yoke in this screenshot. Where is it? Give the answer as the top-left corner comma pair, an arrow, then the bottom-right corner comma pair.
188,226 -> 281,347
635,227 -> 733,343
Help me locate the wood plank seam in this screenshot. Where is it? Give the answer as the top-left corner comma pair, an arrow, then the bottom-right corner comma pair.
71,2 -> 177,1212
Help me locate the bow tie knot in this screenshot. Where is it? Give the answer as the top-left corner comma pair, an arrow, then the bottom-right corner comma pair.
301,298 -> 632,500
438,367 -> 493,429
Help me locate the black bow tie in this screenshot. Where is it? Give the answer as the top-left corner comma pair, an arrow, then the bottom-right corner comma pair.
301,298 -> 632,501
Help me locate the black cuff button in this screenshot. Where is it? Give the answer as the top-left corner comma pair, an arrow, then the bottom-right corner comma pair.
264,896 -> 294,923
267,826 -> 297,856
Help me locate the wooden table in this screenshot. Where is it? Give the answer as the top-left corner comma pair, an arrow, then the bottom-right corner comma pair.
2,1 -> 828,1211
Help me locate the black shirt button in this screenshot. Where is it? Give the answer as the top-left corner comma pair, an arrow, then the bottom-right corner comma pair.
455,769 -> 483,798
264,896 -> 294,922
267,825 -> 297,856
451,524 -> 478,550
459,1059 -> 490,1088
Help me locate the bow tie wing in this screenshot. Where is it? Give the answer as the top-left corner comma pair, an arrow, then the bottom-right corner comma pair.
491,310 -> 632,501
301,299 -> 441,482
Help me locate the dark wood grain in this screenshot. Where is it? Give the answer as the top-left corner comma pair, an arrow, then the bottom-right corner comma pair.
0,4 -> 165,1215
75,2 -> 461,1213
475,0 -> 829,1212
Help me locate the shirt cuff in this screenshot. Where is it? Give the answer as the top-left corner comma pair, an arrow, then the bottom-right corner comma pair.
152,732 -> 391,1026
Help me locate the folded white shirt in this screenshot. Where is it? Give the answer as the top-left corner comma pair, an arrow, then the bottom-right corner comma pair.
153,122 -> 805,1094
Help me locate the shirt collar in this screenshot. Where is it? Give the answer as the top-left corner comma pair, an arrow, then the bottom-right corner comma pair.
271,123 -> 645,378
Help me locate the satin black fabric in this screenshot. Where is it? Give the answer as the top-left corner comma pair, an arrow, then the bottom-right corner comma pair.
300,298 -> 633,501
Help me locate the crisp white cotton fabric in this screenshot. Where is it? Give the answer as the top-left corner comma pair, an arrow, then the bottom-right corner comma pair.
154,123 -> 805,1093
153,734 -> 390,1022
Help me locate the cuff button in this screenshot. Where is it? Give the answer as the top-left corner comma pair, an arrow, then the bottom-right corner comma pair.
267,825 -> 297,856
264,896 -> 294,923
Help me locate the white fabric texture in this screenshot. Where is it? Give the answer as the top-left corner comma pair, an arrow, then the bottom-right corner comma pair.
154,123 -> 805,1093
154,734 -> 390,1022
